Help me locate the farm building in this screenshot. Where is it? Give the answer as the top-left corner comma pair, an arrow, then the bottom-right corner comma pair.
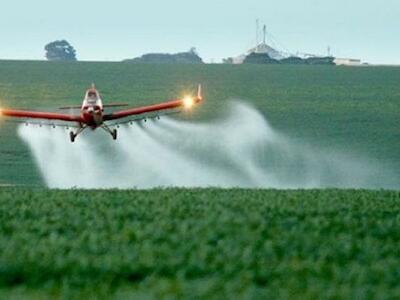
334,58 -> 362,66
231,24 -> 284,64
225,21 -> 362,66
232,43 -> 284,64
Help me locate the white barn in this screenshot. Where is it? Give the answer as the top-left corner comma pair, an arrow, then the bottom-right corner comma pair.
334,58 -> 362,66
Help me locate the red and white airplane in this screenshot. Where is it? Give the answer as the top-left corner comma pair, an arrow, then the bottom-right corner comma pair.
0,84 -> 202,142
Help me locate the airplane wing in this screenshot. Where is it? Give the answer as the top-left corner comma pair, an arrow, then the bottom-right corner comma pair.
103,85 -> 202,122
0,109 -> 82,123
4,118 -> 81,129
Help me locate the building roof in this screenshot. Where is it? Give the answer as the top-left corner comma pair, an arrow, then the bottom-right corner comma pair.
247,43 -> 284,60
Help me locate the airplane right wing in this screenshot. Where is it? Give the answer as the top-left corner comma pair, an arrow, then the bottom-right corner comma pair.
103,85 -> 203,122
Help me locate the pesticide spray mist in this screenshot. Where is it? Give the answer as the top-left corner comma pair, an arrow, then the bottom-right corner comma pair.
18,102 -> 394,189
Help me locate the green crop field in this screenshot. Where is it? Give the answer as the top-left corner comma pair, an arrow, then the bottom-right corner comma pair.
0,61 -> 399,298
0,188 -> 399,299
0,61 -> 399,187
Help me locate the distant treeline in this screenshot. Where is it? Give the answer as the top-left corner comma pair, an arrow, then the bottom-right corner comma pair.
42,39 -> 335,65
242,52 -> 335,65
125,48 -> 204,64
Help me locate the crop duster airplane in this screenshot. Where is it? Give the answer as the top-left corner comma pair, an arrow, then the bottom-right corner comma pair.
0,84 -> 202,142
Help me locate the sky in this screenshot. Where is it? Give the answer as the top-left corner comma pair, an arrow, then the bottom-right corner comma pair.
0,0 -> 399,64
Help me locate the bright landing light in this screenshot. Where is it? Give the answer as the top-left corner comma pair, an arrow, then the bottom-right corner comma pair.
183,96 -> 194,109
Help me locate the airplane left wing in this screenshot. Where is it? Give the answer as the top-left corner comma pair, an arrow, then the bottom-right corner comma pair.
0,109 -> 83,123
103,85 -> 202,122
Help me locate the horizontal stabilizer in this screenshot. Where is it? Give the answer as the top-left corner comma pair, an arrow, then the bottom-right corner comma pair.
58,105 -> 82,110
59,103 -> 129,110
103,103 -> 129,108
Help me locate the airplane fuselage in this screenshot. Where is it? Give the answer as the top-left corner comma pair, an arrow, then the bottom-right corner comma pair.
81,87 -> 104,129
81,108 -> 103,128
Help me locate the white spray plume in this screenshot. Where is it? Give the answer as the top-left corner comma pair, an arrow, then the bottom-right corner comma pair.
18,102 -> 395,189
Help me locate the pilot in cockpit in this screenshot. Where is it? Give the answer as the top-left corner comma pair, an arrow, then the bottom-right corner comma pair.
88,91 -> 97,100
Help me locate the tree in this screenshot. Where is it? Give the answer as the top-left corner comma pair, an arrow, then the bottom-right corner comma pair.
189,47 -> 198,55
222,57 -> 234,64
126,49 -> 204,64
45,40 -> 77,61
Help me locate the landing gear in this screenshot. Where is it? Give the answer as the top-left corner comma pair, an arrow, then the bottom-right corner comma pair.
112,129 -> 117,140
101,124 -> 118,141
69,124 -> 117,142
70,131 -> 76,143
69,125 -> 86,143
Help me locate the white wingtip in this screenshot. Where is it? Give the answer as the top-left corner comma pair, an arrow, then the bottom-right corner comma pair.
197,84 -> 202,100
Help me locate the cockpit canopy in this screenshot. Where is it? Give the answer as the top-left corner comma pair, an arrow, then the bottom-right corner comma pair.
82,87 -> 103,111
87,90 -> 98,100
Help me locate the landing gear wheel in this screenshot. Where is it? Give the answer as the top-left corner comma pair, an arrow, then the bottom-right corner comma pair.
69,131 -> 76,143
112,129 -> 117,140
